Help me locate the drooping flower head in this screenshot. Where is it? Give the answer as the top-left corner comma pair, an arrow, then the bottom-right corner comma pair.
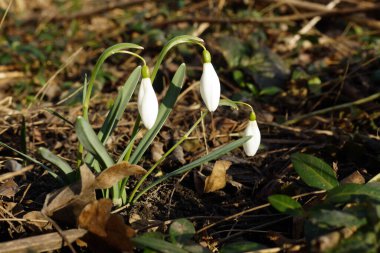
243,111 -> 261,156
200,49 -> 220,112
138,65 -> 158,129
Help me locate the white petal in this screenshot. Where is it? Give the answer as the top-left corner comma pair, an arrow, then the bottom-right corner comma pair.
200,63 -> 220,112
243,120 -> 261,156
138,78 -> 158,129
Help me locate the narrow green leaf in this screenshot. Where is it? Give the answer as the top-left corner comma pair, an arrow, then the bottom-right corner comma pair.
38,147 -> 73,175
268,194 -> 303,216
310,209 -> 367,228
98,66 -> 141,144
0,141 -> 59,179
132,237 -> 188,253
133,136 -> 250,202
220,241 -> 266,253
219,98 -> 239,110
130,63 -> 186,164
169,218 -> 195,243
75,116 -> 114,170
326,183 -> 380,203
45,108 -> 74,127
291,153 -> 339,190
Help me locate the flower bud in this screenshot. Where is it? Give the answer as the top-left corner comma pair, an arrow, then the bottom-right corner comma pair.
200,50 -> 220,112
138,66 -> 158,129
243,112 -> 261,156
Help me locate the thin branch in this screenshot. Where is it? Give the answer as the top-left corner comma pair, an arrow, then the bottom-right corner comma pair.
153,4 -> 380,27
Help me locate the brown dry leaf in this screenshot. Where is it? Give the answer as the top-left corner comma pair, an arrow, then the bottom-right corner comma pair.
78,199 -> 112,237
340,171 -> 365,185
151,142 -> 164,162
0,179 -> 18,198
94,162 -> 146,189
204,160 -> 232,193
42,165 -> 96,225
23,211 -> 51,231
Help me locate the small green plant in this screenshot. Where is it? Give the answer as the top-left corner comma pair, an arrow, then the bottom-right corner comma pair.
133,218 -> 210,253
0,35 -> 262,207
267,152 -> 380,252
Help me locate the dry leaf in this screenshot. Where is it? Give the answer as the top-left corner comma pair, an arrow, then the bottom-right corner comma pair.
204,160 -> 232,193
23,211 -> 51,231
42,165 -> 96,225
78,199 -> 112,237
95,162 -> 146,189
151,142 -> 164,162
0,179 -> 18,198
340,171 -> 365,185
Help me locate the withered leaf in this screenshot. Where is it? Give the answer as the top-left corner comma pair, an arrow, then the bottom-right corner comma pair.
23,211 -> 51,231
78,199 -> 112,237
42,165 -> 96,225
94,162 -> 146,189
204,160 -> 232,193
151,142 -> 164,162
0,179 -> 18,198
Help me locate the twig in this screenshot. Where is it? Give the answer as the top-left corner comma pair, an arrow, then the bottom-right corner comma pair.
0,229 -> 87,253
153,4 -> 380,27
197,190 -> 325,233
0,0 -> 13,30
284,92 -> 380,125
0,165 -> 34,182
42,214 -> 77,253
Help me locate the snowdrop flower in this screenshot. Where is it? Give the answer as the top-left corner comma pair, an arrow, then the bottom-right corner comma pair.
138,65 -> 158,129
200,49 -> 220,112
243,112 -> 261,156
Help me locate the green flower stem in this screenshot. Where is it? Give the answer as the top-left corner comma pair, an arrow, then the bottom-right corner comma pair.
118,50 -> 146,66
82,43 -> 143,121
150,35 -> 204,81
128,111 -> 208,203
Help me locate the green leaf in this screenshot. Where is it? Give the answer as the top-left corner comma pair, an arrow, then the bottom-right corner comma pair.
268,194 -> 303,216
130,63 -> 186,164
326,183 -> 380,203
0,141 -> 59,180
259,86 -> 282,96
169,219 -> 195,243
132,237 -> 188,253
310,209 -> 367,228
75,116 -> 114,170
38,147 -> 73,175
220,241 -> 266,253
85,66 -> 141,165
291,153 -> 339,190
133,136 -> 250,203
97,66 -> 141,144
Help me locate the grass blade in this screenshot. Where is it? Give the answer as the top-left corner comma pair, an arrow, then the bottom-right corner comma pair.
38,147 -> 73,175
75,116 -> 114,170
132,136 -> 250,203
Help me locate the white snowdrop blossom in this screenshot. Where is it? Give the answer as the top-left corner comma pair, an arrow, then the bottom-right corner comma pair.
138,66 -> 158,129
243,117 -> 261,157
200,50 -> 220,112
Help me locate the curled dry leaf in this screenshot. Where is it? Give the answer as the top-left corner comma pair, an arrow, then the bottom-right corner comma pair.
79,199 -> 135,253
42,165 -> 96,225
151,142 -> 164,162
23,211 -> 51,231
204,160 -> 232,193
78,199 -> 112,237
94,161 -> 146,189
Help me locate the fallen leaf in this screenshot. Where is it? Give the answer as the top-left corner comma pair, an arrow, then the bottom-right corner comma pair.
340,171 -> 365,185
151,142 -> 164,162
0,179 -> 18,198
94,162 -> 146,189
23,211 -> 51,231
204,160 -> 232,193
42,165 -> 96,225
78,199 -> 112,237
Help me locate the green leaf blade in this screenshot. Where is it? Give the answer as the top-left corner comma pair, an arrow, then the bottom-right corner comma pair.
291,153 -> 339,190
38,147 -> 73,175
268,194 -> 303,216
